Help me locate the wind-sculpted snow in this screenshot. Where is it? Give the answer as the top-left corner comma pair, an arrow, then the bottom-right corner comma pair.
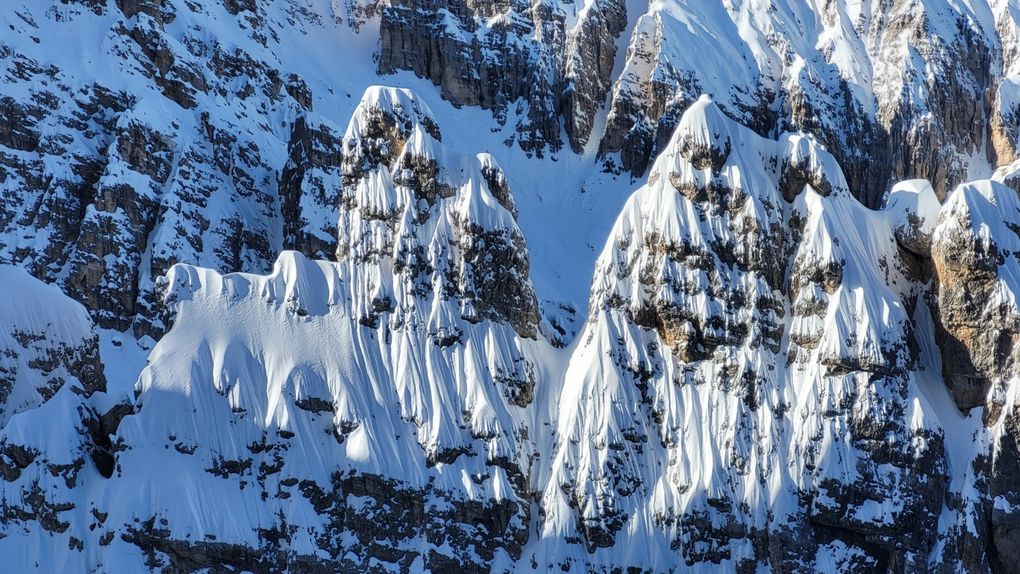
104,92 -> 547,565
0,0 -> 463,340
0,253 -> 538,571
599,0 -> 1002,207
0,84 -> 550,572
5,1 -> 1020,563
336,87 -> 539,340
115,248 -> 540,570
6,87 -> 1020,572
534,97 -> 948,571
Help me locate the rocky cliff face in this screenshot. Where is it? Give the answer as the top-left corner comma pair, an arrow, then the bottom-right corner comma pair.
0,0 -> 355,339
376,0 -> 1017,207
4,0 -> 1018,331
5,1 -> 1020,573
1,85 -> 545,573
928,169 -> 1020,573
537,98 -> 947,572
598,0 -> 1001,207
0,266 -> 106,425
378,0 -> 627,155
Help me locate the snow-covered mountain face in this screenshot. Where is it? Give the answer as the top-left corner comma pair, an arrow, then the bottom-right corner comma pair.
4,0 -> 1020,572
379,0 -> 1016,207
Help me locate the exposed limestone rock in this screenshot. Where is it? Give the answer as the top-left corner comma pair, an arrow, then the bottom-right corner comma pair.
0,83 -> 543,572
7,1 -> 1020,572
931,179 -> 1020,411
883,180 -> 942,258
337,87 -> 540,338
598,1 -> 1002,207
378,0 -> 628,155
279,114 -> 344,260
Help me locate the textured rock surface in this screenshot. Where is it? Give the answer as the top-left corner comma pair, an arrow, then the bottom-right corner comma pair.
375,0 -> 1020,207
5,1 -> 1020,573
597,1 -> 1002,207
536,98 -> 947,572
4,0 -> 1019,330
0,0 -> 350,339
931,179 -> 1020,411
378,0 -> 627,155
927,171 -> 1020,573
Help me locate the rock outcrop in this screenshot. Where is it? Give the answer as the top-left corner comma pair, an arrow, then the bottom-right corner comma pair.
598,1 -> 1000,207
0,0 -> 353,339
932,179 -> 1020,412
0,86 -> 543,573
377,0 -> 627,155
537,97 -> 947,572
928,171 -> 1020,573
374,1 -> 1017,208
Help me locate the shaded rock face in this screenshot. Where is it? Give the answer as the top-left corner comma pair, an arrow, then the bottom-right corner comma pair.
538,99 -> 947,572
4,0 -> 1016,345
376,0 -> 1014,207
279,113 -> 345,260
931,179 -> 1020,412
6,2 -> 1020,573
120,471 -> 526,573
927,175 -> 1020,573
378,0 -> 627,155
0,1 -> 346,340
980,408 -> 1020,574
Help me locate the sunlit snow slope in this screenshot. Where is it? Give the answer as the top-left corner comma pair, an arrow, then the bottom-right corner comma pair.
4,0 -> 1020,573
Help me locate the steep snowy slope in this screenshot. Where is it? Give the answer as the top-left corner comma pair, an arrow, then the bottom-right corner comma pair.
533,97 -> 948,572
0,0 -> 631,343
0,266 -> 105,425
0,0 -> 357,337
6,0 -> 1020,573
598,0 -> 1000,206
1,84 -> 552,573
6,91 -> 1018,573
0,266 -> 128,569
